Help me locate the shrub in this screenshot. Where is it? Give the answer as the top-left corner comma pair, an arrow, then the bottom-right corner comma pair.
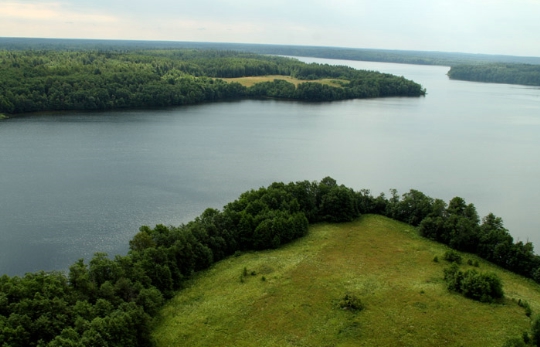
443,250 -> 462,264
339,293 -> 364,311
460,270 -> 504,302
518,299 -> 532,317
443,265 -> 504,302
443,263 -> 463,292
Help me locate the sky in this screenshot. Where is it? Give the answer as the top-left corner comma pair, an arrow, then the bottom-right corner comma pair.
1,0 -> 540,57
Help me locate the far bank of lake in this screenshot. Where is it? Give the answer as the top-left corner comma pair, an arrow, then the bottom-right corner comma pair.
1,57 -> 539,276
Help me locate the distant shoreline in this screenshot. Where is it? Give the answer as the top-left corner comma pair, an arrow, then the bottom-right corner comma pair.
1,37 -> 540,66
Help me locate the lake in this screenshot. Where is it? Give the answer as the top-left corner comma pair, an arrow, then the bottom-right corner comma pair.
1,57 -> 539,276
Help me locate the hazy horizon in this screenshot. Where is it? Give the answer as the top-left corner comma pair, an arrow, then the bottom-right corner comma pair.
1,0 -> 539,57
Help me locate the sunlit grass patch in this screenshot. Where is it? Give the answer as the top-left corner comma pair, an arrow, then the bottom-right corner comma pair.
220,75 -> 348,88
152,215 -> 540,347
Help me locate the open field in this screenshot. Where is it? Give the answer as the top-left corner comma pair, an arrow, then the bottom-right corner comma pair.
220,75 -> 348,88
152,215 -> 540,347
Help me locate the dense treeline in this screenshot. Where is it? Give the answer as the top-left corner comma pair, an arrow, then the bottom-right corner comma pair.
2,177 -> 540,346
3,38 -> 540,66
0,49 -> 425,114
448,63 -> 540,86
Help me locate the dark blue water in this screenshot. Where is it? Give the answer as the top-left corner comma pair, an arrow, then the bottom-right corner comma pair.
1,58 -> 539,276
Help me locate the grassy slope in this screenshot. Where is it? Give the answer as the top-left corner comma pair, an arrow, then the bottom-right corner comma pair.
220,75 -> 348,88
152,215 -> 540,347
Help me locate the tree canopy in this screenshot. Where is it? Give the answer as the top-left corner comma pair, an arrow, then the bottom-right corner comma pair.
448,63 -> 540,86
0,49 -> 426,115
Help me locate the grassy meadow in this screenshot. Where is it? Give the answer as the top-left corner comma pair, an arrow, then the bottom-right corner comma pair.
220,75 -> 348,88
152,215 -> 540,346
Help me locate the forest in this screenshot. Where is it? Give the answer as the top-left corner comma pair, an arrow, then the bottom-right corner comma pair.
448,63 -> 540,86
3,38 -> 540,66
1,177 -> 540,346
0,48 -> 425,115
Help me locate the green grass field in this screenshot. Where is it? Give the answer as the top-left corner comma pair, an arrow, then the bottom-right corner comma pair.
152,215 -> 540,346
220,75 -> 347,88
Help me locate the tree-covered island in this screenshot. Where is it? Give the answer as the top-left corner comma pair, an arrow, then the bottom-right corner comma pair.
0,49 -> 426,115
448,63 -> 540,86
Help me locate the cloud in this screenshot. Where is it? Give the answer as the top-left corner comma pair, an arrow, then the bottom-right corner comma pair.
0,1 -> 116,23
0,0 -> 538,56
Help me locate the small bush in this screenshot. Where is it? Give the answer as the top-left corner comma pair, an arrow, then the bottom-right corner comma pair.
518,300 -> 532,317
460,270 -> 504,302
433,256 -> 439,263
526,306 -> 533,318
473,260 -> 479,267
339,293 -> 364,311
261,276 -> 266,281
467,259 -> 473,266
443,263 -> 462,292
443,250 -> 462,264
443,265 -> 504,302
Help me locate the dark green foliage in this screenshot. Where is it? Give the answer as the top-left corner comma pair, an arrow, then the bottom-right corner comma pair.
523,331 -> 531,344
433,256 -> 439,263
419,197 -> 480,252
443,264 -> 504,303
518,299 -> 532,317
4,38 -> 540,66
386,189 -> 434,226
317,184 -> 359,223
339,293 -> 364,311
448,63 -> 540,87
0,49 -> 425,115
248,79 -> 296,99
443,250 -> 463,264
502,337 -> 527,347
533,315 -> 540,347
